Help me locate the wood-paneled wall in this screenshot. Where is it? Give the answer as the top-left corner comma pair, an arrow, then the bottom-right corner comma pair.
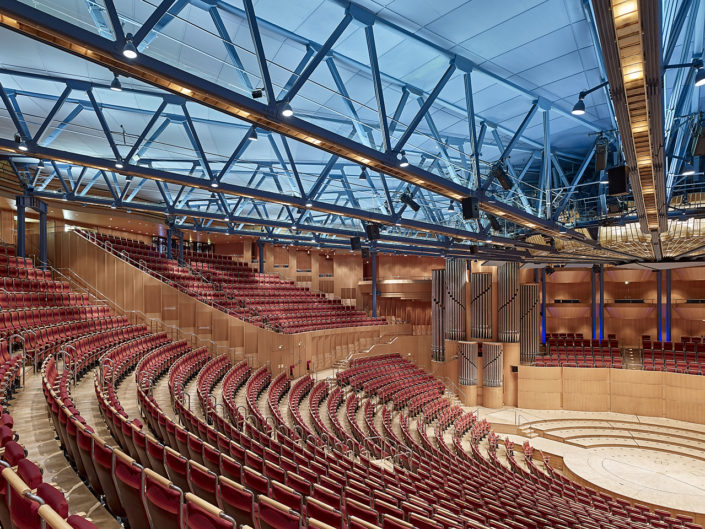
519,366 -> 705,424
51,231 -> 404,376
546,267 -> 705,345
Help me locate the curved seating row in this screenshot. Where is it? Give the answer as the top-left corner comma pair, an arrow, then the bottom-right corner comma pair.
221,361 -> 251,428
197,355 -> 232,422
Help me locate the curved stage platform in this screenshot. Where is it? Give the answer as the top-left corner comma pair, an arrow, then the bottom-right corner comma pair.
475,407 -> 705,519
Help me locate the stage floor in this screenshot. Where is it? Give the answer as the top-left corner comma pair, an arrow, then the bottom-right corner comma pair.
473,406 -> 705,516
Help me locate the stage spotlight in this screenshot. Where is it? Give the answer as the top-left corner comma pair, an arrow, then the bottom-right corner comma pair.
487,214 -> 501,231
281,102 -> 294,117
397,151 -> 409,168
490,162 -> 512,190
251,88 -> 264,98
14,133 -> 28,152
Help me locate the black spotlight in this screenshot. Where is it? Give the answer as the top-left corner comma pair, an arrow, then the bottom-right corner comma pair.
251,88 -> 264,99
400,191 -> 420,212
491,161 -> 512,190
350,236 -> 361,251
545,266 -> 555,276
487,214 -> 501,231
592,264 -> 601,274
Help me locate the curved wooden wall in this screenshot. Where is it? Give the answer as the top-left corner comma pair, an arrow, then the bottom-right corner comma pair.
51,231 -> 404,376
518,366 -> 705,425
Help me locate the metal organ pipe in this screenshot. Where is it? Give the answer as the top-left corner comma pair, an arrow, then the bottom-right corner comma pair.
432,269 -> 445,362
498,262 -> 520,343
483,343 -> 503,388
471,272 -> 492,339
520,284 -> 540,364
444,259 -> 467,342
459,341 -> 478,386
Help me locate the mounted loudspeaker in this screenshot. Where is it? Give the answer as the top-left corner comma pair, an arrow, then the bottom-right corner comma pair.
461,197 -> 479,219
365,224 -> 380,240
350,237 -> 361,251
607,165 -> 629,196
361,248 -> 370,259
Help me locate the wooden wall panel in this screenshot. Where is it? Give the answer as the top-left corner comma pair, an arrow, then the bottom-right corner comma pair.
663,372 -> 705,424
518,367 -> 562,409
562,367 -> 610,411
610,369 -> 664,417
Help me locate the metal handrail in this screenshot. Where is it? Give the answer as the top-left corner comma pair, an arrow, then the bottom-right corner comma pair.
7,334 -> 26,387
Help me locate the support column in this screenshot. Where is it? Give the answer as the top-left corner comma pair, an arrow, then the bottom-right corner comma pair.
590,267 -> 597,340
371,248 -> 377,318
39,206 -> 47,270
257,239 -> 265,273
599,264 -> 605,340
666,269 -> 672,342
656,270 -> 663,342
15,196 -> 25,258
166,228 -> 173,260
177,230 -> 184,266
541,268 -> 547,344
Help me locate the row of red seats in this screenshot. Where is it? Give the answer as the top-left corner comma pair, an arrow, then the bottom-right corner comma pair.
221,361 -> 251,428
196,355 -> 231,421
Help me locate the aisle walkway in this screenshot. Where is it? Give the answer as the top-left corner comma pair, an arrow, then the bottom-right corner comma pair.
9,370 -> 121,529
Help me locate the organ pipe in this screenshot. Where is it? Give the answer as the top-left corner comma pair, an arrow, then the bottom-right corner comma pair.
520,284 -> 540,364
432,269 -> 445,362
471,272 -> 492,339
444,259 -> 467,342
483,343 -> 503,388
459,341 -> 478,386
498,262 -> 520,343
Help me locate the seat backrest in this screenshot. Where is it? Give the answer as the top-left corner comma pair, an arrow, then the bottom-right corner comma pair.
184,493 -> 234,529
306,498 -> 343,529
143,469 -> 183,529
217,476 -> 255,528
258,495 -> 301,529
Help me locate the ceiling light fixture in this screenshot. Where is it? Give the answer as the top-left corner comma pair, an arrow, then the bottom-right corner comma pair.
110,75 -> 122,91
210,181 -> 219,188
114,159 -> 124,169
399,190 -> 420,212
682,161 -> 696,176
397,151 -> 409,168
448,201 -> 454,212
248,128 -> 258,141
571,81 -> 609,116
14,133 -> 28,152
122,34 -> 138,59
281,102 -> 294,117
360,167 -> 369,180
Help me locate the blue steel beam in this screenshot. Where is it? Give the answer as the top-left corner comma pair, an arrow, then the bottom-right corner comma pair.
209,7 -> 254,91
0,83 -> 30,137
125,100 -> 169,162
393,62 -> 456,153
553,145 -> 597,220
464,72 -> 482,191
42,105 -> 83,147
101,0 -> 124,43
1,138 -> 550,248
365,24 -> 391,153
133,0 -> 179,48
284,14 -> 353,103
85,88 -> 122,161
83,0 -> 113,39
499,103 -> 539,162
0,2 -> 605,242
325,58 -> 375,147
242,0 -> 275,105
32,85 -> 72,145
